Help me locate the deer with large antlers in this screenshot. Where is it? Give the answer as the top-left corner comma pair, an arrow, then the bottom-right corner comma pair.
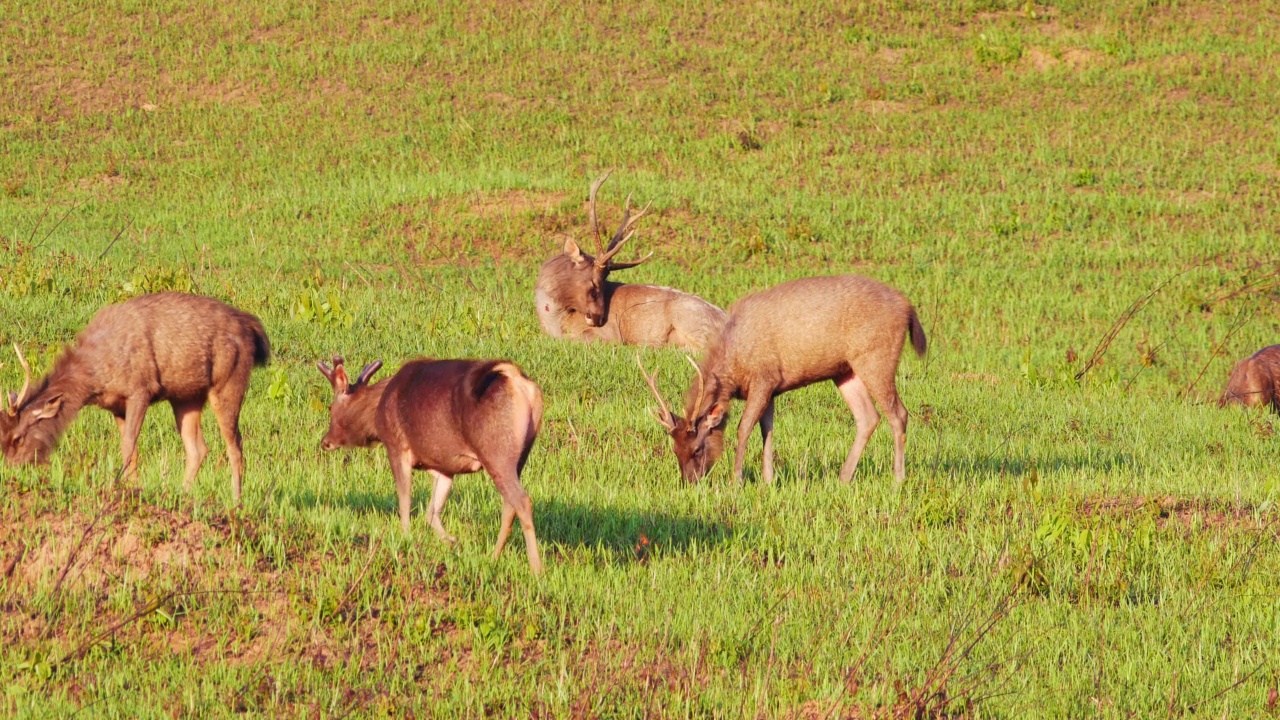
639,275 -> 927,485
535,171 -> 726,352
317,356 -> 546,573
0,293 -> 269,501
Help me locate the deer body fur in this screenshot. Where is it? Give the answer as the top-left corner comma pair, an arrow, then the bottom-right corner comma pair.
1220,345 -> 1280,411
641,274 -> 926,485
318,357 -> 545,573
0,292 -> 269,501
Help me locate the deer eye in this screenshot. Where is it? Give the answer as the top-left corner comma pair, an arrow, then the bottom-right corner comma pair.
588,286 -> 599,300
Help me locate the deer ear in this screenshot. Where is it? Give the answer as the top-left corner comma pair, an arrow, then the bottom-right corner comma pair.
332,366 -> 350,394
563,238 -> 587,266
32,395 -> 62,421
703,403 -> 726,431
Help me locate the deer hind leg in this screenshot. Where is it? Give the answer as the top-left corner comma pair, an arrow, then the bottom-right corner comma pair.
489,468 -> 542,574
860,372 -> 909,481
116,398 -> 149,480
835,373 -> 880,483
208,388 -> 247,504
425,469 -> 456,545
171,399 -> 208,492
734,389 -> 775,484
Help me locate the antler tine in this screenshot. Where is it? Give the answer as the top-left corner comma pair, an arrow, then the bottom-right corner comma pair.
588,170 -> 612,249
685,356 -> 706,416
636,354 -> 675,429
601,198 -> 653,266
12,344 -> 32,410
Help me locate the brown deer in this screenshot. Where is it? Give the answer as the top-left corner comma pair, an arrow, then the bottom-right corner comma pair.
1219,345 -> 1280,412
0,293 -> 269,501
317,356 -> 545,573
535,171 -> 727,352
639,275 -> 927,485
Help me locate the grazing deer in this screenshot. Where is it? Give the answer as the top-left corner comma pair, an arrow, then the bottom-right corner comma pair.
0,293 -> 269,501
639,275 -> 927,484
1219,345 -> 1280,412
535,171 -> 727,351
317,356 -> 545,573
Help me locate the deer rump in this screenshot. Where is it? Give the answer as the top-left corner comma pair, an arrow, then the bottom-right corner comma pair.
376,359 -> 541,475
1220,345 -> 1280,411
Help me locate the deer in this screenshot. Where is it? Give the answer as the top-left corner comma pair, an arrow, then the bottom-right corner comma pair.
0,293 -> 269,501
317,356 -> 545,573
1219,345 -> 1280,412
639,275 -> 927,485
535,171 -> 727,352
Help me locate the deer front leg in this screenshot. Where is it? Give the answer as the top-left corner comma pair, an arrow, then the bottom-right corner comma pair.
386,446 -> 416,533
425,469 -> 456,545
115,398 -> 149,480
733,390 -> 774,484
759,397 -> 776,485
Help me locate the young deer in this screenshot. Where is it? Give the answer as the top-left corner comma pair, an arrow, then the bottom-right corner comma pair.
1219,345 -> 1280,411
317,356 -> 545,573
0,293 -> 269,501
535,171 -> 727,352
639,275 -> 927,484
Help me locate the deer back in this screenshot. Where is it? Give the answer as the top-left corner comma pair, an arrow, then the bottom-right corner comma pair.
605,284 -> 727,351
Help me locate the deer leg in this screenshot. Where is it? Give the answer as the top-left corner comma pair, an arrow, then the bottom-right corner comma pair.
208,390 -> 246,504
494,500 -> 517,560
733,390 -> 774,484
835,374 -> 880,483
860,373 -> 908,481
116,398 -> 149,480
759,397 -> 776,485
171,399 -> 208,491
425,469 -> 456,545
387,446 -> 415,533
491,472 -> 542,574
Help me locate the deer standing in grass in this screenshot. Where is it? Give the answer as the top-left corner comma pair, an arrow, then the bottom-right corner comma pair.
318,356 -> 545,573
0,293 -> 269,501
640,275 -> 927,484
1219,345 -> 1280,412
535,171 -> 726,352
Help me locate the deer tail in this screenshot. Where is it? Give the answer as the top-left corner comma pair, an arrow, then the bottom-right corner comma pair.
907,307 -> 928,358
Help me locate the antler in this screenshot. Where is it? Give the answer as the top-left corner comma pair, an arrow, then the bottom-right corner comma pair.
636,355 -> 675,430
588,170 -> 612,244
7,344 -> 32,414
685,356 -> 707,417
597,193 -> 653,269
355,361 -> 383,387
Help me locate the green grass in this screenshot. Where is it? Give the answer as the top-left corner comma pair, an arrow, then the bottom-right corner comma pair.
2,0 -> 1280,716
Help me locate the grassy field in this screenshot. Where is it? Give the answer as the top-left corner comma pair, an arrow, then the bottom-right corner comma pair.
2,0 -> 1280,716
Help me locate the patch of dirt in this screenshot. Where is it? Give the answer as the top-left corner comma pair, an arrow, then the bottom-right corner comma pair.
1025,47 -> 1059,72
874,47 -> 905,64
470,190 -> 570,219
859,99 -> 910,114
1061,48 -> 1104,69
1081,495 -> 1266,531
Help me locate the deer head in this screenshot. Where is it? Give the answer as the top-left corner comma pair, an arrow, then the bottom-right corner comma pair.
317,356 -> 384,450
638,356 -> 727,483
0,344 -> 61,465
555,171 -> 653,327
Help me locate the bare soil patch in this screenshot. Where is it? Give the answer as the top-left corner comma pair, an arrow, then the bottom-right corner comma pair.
1081,495 -> 1266,532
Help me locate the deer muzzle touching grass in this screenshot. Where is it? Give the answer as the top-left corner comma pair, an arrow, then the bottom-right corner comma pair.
0,292 -> 270,502
534,171 -> 728,351
640,274 -> 927,485
1219,345 -> 1280,412
318,356 -> 545,573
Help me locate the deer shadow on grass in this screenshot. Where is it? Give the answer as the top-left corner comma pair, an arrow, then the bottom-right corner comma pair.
288,488 -> 738,564
753,449 -> 1136,486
